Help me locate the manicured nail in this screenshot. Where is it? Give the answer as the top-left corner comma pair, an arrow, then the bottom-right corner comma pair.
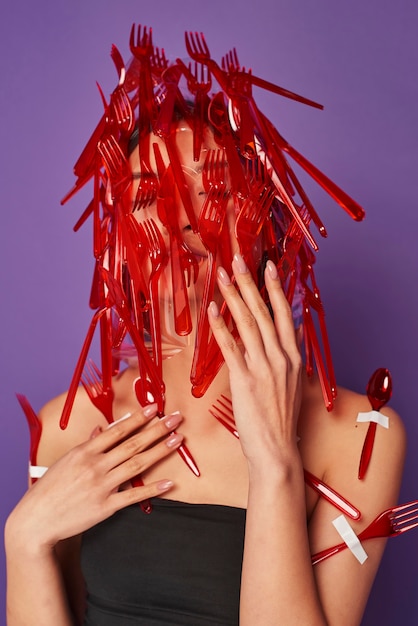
107,412 -> 132,429
143,403 -> 158,417
208,301 -> 220,317
266,260 -> 278,280
233,253 -> 248,274
164,411 -> 182,430
166,433 -> 183,448
157,479 -> 174,492
89,425 -> 103,439
217,266 -> 231,285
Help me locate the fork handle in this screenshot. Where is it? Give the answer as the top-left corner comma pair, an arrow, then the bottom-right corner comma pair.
304,470 -> 361,520
191,252 -> 216,386
169,232 -> 192,336
311,540 -> 349,565
311,520 -> 391,565
176,443 -> 200,477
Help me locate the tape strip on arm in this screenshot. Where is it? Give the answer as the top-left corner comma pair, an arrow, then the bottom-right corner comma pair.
332,514 -> 368,564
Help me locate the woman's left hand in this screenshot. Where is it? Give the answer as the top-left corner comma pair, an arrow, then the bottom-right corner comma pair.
208,253 -> 302,472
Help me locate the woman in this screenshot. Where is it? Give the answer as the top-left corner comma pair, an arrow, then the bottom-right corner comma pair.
5,27 -> 406,625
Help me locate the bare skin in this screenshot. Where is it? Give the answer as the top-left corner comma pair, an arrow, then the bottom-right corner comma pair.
5,125 -> 406,625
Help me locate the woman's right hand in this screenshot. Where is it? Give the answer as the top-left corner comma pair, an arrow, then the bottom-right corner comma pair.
7,404 -> 183,551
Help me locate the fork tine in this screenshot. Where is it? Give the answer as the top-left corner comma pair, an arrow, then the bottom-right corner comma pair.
197,32 -> 209,55
85,360 -> 102,394
130,23 -> 153,52
129,23 -> 137,52
392,499 -> 418,513
393,502 -> 418,532
209,396 -> 238,438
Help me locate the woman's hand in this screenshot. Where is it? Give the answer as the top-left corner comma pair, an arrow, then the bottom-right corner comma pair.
7,405 -> 183,551
208,254 -> 302,472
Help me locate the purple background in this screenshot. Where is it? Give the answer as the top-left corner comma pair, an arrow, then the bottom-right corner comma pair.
1,0 -> 417,622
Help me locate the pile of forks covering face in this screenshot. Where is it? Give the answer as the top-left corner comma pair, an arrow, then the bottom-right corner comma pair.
61,25 -> 366,424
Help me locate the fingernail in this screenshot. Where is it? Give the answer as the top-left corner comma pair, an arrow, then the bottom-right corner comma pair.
217,266 -> 231,285
107,412 -> 132,429
266,260 -> 278,279
208,301 -> 220,317
233,253 -> 248,274
166,433 -> 183,448
157,479 -> 174,492
89,425 -> 103,439
164,411 -> 182,430
143,403 -> 158,417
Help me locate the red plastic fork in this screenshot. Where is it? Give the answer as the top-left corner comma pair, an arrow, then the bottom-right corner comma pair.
207,92 -> 249,199
221,63 -> 256,158
185,61 -> 212,161
16,394 -> 42,482
100,268 -> 164,406
260,112 -> 365,223
150,46 -> 168,77
97,134 -> 132,200
81,359 -> 114,424
137,218 -> 168,379
235,182 -> 275,275
129,24 -> 160,208
129,24 -> 154,123
185,32 -> 230,93
109,87 -> 134,137
312,500 -> 418,565
154,63 -> 185,138
191,181 -> 229,386
153,145 -> 197,335
60,306 -> 108,429
221,45 -> 324,110
209,394 -> 238,437
61,47 -> 133,205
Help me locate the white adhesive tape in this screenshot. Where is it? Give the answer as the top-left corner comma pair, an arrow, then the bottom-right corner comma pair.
29,464 -> 48,478
106,412 -> 132,429
332,515 -> 368,564
356,410 -> 389,429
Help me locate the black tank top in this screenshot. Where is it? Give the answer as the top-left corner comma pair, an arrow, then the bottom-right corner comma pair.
81,498 -> 246,625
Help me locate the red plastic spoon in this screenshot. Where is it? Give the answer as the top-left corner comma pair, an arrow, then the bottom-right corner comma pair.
358,368 -> 392,479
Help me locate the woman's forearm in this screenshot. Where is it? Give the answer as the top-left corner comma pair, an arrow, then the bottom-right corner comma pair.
5,513 -> 75,626
240,458 -> 327,626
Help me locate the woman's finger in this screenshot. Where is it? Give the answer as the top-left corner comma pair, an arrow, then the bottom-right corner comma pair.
215,264 -> 267,361
207,298 -> 250,374
108,432 -> 184,488
230,255 -> 285,353
110,477 -> 175,510
215,255 -> 286,365
104,411 -> 183,470
264,260 -> 301,360
88,404 -> 159,453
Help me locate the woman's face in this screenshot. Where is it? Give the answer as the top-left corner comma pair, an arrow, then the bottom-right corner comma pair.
129,121 -> 221,257
129,121 -> 238,281
127,121 -> 232,350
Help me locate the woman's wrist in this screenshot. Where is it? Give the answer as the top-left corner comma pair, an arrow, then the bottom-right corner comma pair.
246,447 -> 304,490
5,508 -> 57,558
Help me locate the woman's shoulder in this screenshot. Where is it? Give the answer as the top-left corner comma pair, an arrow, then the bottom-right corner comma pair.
36,387 -> 108,467
299,373 -> 406,507
36,366 -> 141,467
300,372 -> 405,443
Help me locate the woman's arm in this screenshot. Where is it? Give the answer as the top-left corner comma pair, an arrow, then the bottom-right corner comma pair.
5,404 -> 184,625
208,254 -> 406,626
